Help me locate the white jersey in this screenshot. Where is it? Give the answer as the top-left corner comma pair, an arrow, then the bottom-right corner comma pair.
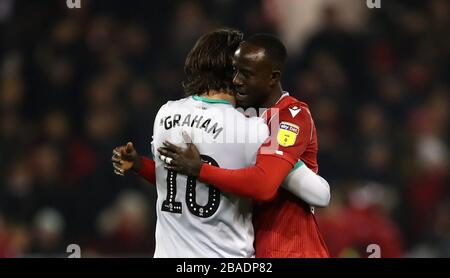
152,95 -> 269,258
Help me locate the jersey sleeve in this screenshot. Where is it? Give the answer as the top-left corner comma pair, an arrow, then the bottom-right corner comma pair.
199,154 -> 293,201
137,156 -> 156,184
258,104 -> 313,166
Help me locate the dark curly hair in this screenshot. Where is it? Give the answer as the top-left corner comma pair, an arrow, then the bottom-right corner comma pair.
183,28 -> 244,96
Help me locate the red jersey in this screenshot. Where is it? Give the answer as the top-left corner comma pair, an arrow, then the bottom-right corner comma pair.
254,93 -> 329,258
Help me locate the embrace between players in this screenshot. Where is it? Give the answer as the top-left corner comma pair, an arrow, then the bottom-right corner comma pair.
112,29 -> 331,258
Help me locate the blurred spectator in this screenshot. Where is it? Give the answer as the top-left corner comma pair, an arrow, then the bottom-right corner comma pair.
96,190 -> 154,255
29,208 -> 65,256
318,183 -> 404,258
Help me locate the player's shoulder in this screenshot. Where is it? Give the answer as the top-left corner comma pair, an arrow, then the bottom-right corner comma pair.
278,96 -> 312,122
162,96 -> 191,108
246,114 -> 267,127
282,96 -> 311,110
230,109 -> 266,129
157,96 -> 191,113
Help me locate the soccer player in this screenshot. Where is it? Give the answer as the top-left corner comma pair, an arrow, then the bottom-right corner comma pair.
158,34 -> 330,257
150,29 -> 266,257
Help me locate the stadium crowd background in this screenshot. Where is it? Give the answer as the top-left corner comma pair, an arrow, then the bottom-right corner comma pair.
0,0 -> 448,257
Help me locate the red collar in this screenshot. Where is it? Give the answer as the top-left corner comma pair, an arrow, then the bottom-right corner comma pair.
260,92 -> 290,119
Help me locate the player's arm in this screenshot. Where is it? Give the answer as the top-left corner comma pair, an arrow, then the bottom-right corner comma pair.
159,140 -> 292,201
262,105 -> 331,205
136,156 -> 156,184
281,161 -> 330,207
197,153 -> 331,205
112,142 -> 156,184
158,108 -> 316,201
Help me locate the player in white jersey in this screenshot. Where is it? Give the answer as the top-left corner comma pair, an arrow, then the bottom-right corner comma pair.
112,29 -> 330,258
152,95 -> 268,257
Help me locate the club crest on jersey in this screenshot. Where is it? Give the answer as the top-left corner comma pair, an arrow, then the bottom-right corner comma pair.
277,122 -> 299,147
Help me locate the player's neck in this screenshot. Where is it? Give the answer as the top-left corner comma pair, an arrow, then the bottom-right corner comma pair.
200,90 -> 236,106
261,84 -> 283,108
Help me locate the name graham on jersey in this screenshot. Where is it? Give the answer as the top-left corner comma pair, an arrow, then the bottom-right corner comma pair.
160,114 -> 223,139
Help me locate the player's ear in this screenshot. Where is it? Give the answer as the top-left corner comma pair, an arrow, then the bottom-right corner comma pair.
270,70 -> 281,86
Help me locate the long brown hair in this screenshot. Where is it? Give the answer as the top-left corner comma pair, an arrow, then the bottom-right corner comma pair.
183,28 -> 244,96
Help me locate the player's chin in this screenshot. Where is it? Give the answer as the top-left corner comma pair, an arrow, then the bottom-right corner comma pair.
236,92 -> 251,108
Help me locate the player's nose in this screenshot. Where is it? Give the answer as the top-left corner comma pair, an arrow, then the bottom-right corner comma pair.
233,72 -> 243,86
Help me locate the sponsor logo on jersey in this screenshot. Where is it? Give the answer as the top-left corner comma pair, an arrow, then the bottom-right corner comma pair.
277,122 -> 299,147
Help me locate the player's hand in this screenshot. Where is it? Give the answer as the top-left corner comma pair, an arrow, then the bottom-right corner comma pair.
111,142 -> 141,176
157,132 -> 202,177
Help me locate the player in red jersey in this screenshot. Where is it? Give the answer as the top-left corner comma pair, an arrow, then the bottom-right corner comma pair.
158,34 -> 329,257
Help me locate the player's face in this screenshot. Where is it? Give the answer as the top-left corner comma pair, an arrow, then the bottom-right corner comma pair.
232,43 -> 273,109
